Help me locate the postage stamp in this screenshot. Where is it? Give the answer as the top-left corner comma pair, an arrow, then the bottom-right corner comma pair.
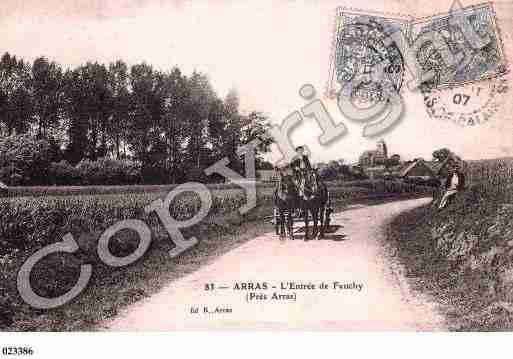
325,8 -> 413,101
415,2 -> 509,126
411,2 -> 508,90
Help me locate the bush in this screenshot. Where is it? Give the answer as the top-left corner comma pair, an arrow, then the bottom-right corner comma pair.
0,135 -> 144,186
76,158 -> 141,185
0,134 -> 52,186
49,161 -> 81,185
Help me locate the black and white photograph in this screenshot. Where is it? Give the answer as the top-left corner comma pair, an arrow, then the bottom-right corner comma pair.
0,0 -> 513,357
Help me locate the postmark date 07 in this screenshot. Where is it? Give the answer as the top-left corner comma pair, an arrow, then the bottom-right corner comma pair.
2,347 -> 34,356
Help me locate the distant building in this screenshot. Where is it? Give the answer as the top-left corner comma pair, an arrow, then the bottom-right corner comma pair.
359,140 -> 388,167
388,154 -> 465,183
398,159 -> 435,179
357,140 -> 389,178
356,143 -> 464,183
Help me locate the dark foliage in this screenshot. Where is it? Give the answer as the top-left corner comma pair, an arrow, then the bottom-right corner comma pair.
0,52 -> 272,185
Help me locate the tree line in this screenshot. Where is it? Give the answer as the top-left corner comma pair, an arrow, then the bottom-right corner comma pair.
0,52 -> 272,185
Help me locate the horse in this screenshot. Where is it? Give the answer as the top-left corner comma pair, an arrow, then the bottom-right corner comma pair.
296,169 -> 329,240
273,171 -> 298,240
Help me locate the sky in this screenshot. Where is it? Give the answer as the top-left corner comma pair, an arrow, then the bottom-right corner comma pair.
0,0 -> 512,163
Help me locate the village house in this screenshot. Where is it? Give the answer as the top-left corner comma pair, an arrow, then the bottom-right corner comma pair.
357,139 -> 464,183
397,159 -> 435,180
392,154 -> 463,185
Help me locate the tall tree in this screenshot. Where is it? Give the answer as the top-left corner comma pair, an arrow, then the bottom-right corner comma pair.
63,63 -> 113,162
0,52 -> 272,185
126,63 -> 167,181
63,68 -> 89,164
108,60 -> 130,159
32,57 -> 64,137
222,89 -> 244,173
183,71 -> 216,180
86,62 -> 113,159
160,68 -> 188,182
0,53 -> 33,136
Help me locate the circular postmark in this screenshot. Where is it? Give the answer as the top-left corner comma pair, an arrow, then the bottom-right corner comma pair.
422,77 -> 509,127
335,17 -> 405,107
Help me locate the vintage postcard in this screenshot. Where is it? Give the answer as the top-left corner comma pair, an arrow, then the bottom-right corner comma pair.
0,0 -> 513,355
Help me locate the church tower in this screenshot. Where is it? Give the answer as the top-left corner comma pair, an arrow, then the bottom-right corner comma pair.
377,140 -> 388,159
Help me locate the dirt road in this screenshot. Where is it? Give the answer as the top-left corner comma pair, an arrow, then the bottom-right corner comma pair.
104,197 -> 446,331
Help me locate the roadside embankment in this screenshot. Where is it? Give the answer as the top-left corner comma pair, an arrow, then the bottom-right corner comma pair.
388,184 -> 513,330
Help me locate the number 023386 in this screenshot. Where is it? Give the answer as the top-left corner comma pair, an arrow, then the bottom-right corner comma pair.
1,347 -> 34,356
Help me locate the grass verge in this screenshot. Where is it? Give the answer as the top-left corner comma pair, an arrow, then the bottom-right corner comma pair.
387,201 -> 513,331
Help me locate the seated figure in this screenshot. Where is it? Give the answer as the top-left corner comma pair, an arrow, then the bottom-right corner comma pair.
290,146 -> 313,192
